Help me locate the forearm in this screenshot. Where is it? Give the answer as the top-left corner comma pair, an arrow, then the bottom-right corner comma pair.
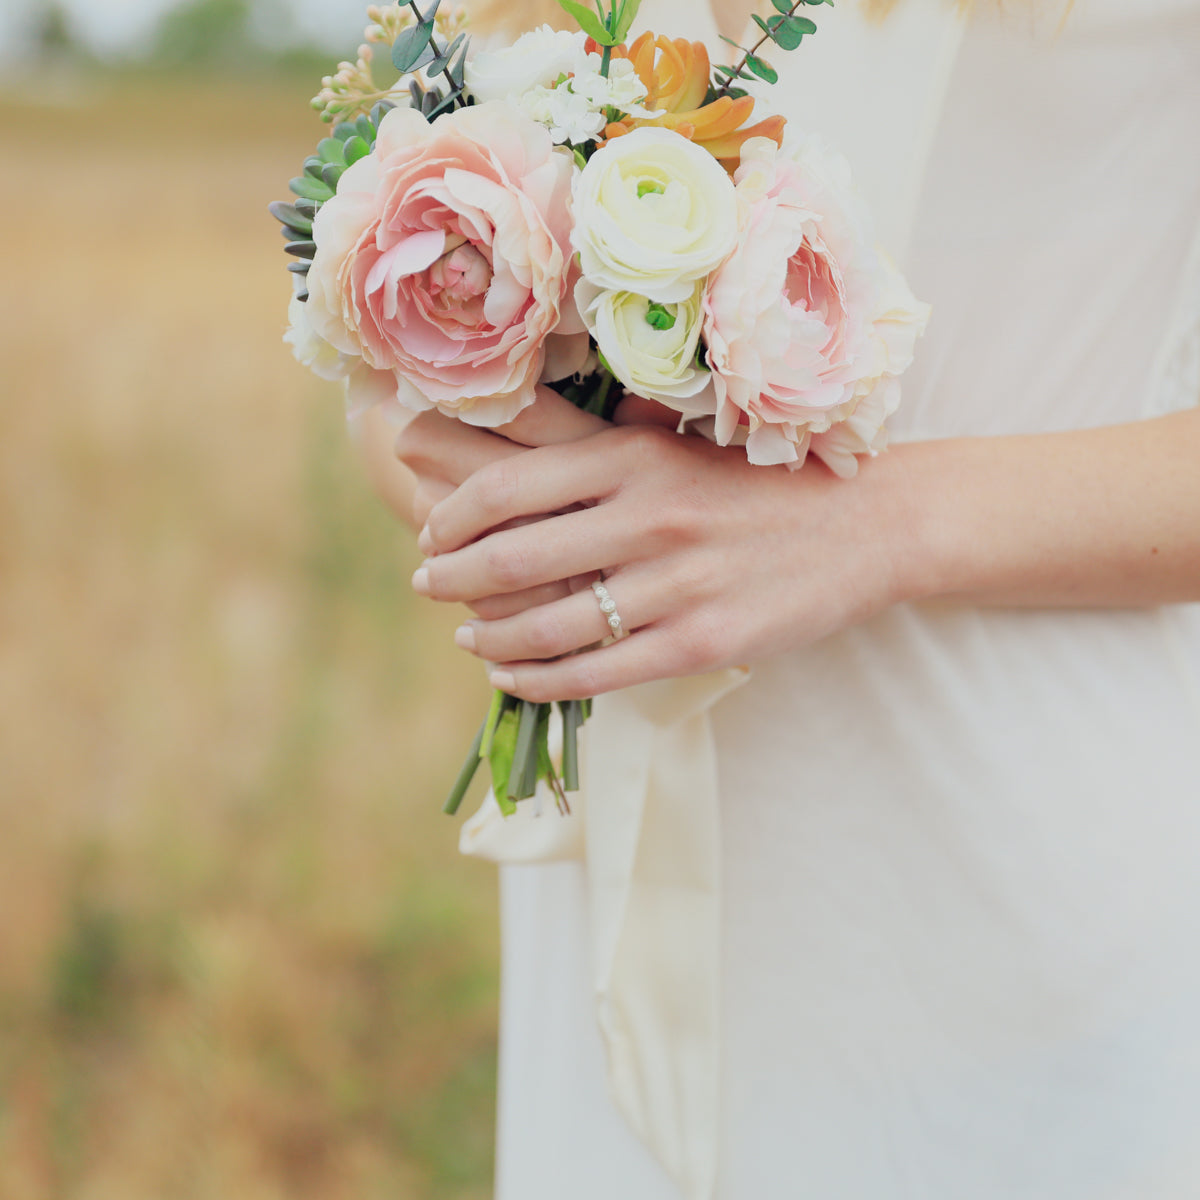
889,406 -> 1200,610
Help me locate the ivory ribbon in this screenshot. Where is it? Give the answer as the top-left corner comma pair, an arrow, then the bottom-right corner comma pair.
460,668 -> 750,1199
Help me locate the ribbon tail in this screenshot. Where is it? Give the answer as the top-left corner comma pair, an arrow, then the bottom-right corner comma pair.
583,668 -> 750,1200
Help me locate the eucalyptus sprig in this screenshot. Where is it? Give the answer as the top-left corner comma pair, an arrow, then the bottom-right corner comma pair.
715,0 -> 833,93
391,0 -> 471,119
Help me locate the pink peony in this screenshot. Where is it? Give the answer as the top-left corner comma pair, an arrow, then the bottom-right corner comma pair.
702,136 -> 929,475
306,101 -> 587,425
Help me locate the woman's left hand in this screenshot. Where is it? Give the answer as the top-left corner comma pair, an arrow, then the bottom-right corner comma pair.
411,415 -> 918,701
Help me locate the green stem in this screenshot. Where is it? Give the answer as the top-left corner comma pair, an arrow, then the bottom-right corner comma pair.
443,713 -> 487,815
584,369 -> 616,418
507,700 -> 540,804
479,688 -> 506,758
560,700 -> 581,793
714,0 -> 805,98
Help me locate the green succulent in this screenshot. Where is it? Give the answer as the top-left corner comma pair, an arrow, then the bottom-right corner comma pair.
267,101 -> 397,300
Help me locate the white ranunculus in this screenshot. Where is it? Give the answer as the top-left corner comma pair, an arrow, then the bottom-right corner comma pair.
572,127 -> 739,304
577,279 -> 714,409
284,293 -> 356,382
464,26 -> 588,104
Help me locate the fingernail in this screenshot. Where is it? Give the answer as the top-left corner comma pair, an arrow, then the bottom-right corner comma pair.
454,623 -> 477,652
411,565 -> 430,596
489,669 -> 516,693
417,525 -> 434,555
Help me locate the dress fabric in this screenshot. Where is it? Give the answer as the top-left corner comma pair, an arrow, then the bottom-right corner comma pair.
492,1 -> 1200,1197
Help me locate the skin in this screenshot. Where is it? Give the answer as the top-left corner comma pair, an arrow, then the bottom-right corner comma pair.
357,389 -> 1200,703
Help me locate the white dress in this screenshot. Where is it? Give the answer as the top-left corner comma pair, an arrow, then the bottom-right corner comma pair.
488,2 -> 1200,1197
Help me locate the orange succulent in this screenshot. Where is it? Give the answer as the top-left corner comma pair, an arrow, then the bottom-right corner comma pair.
591,33 -> 786,173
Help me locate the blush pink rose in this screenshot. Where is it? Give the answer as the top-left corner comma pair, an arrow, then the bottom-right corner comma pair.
306,101 -> 587,425
702,136 -> 929,475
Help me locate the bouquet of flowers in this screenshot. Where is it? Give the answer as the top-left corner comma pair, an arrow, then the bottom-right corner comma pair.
272,0 -> 929,817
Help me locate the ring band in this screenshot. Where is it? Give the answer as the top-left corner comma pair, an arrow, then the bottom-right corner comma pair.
591,580 -> 628,643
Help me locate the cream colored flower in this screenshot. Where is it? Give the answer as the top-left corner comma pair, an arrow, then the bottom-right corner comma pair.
284,293 -> 355,382
572,127 -> 739,304
577,279 -> 713,408
464,26 -> 589,105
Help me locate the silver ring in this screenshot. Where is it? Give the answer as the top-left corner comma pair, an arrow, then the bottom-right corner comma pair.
591,580 -> 628,643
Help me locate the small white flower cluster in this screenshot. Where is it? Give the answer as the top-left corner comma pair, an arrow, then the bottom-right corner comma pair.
465,27 -> 661,147
519,58 -> 659,147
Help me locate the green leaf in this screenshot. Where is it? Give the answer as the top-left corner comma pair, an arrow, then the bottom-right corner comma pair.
771,14 -> 816,50
316,136 -> 346,165
287,261 -> 310,276
284,239 -> 317,259
355,114 -> 376,142
612,0 -> 643,42
428,31 -> 466,75
487,708 -> 521,816
342,135 -> 371,166
303,155 -> 326,181
392,19 -> 435,73
268,201 -> 313,234
426,88 -> 463,120
289,175 -> 333,202
745,54 -> 778,83
772,0 -> 794,11
332,122 -> 357,142
293,198 -> 318,219
321,162 -> 343,190
554,0 -> 612,44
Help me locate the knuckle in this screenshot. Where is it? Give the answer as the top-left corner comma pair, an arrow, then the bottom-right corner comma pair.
619,424 -> 670,467
677,611 -> 724,672
567,659 -> 602,699
665,556 -> 709,602
525,610 -> 566,659
484,541 -> 529,590
475,460 -> 520,523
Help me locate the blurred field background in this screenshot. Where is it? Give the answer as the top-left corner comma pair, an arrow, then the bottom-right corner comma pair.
0,4 -> 502,1197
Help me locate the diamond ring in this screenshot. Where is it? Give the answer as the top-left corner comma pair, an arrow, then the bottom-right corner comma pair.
591,579 -> 628,643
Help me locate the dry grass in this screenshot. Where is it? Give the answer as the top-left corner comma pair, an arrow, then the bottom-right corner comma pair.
0,70 -> 498,1200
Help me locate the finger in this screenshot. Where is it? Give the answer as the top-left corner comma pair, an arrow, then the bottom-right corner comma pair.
394,410 -> 522,487
486,624 -> 708,703
411,478 -> 454,529
416,501 -> 658,603
495,384 -> 610,447
612,393 -> 682,429
423,426 -> 661,554
467,577 -> 578,621
457,569 -> 659,662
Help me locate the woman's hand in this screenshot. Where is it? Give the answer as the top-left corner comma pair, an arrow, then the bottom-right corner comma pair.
412,420 -> 917,701
394,387 -> 611,619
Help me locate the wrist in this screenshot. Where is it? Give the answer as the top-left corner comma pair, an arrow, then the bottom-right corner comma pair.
861,436 -> 960,611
